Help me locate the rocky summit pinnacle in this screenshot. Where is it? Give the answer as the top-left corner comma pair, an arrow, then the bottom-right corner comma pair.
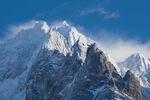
123,70 -> 144,100
0,20 -> 144,100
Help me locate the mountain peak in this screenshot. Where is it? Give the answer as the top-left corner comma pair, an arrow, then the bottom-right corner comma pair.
130,53 -> 144,59
25,20 -> 50,34
118,52 -> 150,77
41,20 -> 92,55
118,53 -> 150,100
51,20 -> 70,30
40,21 -> 50,33
62,20 -> 70,26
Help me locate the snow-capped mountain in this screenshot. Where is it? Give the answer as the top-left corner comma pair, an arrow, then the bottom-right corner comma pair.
118,53 -> 150,100
0,20 -> 91,100
0,20 -> 144,100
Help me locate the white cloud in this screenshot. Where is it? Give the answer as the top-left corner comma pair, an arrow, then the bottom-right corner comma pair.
80,6 -> 120,19
0,20 -> 38,42
90,30 -> 150,62
98,39 -> 150,62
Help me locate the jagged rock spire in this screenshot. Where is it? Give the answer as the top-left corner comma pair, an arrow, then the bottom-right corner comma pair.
123,70 -> 144,100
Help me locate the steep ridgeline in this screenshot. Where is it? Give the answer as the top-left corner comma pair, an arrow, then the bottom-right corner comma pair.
0,21 -> 143,100
118,53 -> 150,100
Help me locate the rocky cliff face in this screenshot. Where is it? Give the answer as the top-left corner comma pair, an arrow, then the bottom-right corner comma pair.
26,43 -> 144,100
123,70 -> 144,100
0,20 -> 144,100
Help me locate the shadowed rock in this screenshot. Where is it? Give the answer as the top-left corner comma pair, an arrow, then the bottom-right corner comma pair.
25,43 -> 144,100
123,70 -> 144,100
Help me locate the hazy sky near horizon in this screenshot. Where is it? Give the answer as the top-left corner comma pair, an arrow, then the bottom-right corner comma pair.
1,0 -> 150,61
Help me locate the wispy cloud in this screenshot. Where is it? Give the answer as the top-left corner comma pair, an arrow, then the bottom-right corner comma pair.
89,30 -> 150,62
80,6 -> 120,19
0,20 -> 38,42
98,39 -> 150,62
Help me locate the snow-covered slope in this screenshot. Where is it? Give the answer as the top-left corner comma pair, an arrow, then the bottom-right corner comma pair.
44,21 -> 92,55
0,21 -> 50,100
0,20 -> 93,100
118,53 -> 150,100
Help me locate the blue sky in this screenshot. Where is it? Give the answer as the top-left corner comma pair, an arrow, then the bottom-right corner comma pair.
0,0 -> 150,43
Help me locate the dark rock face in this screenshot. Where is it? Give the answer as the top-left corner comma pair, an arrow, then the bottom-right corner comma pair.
25,43 -> 144,100
123,70 -> 144,100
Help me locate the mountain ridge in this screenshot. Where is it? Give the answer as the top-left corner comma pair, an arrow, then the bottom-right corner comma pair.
0,20 -> 144,100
